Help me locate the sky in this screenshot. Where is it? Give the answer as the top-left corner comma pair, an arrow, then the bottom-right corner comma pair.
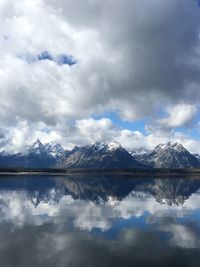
0,0 -> 200,153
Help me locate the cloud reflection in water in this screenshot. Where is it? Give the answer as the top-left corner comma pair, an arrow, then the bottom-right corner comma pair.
0,175 -> 200,266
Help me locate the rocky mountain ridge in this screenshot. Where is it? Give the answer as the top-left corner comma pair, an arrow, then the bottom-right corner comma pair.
0,140 -> 200,169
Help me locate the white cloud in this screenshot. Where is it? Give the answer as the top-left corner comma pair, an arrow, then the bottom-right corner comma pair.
74,117 -> 200,153
1,187 -> 200,238
2,117 -> 200,153
158,103 -> 197,129
161,224 -> 199,249
0,0 -> 200,148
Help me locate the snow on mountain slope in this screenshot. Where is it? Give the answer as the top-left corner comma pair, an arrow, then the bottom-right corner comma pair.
0,140 -> 199,169
27,139 -> 48,155
0,139 -> 61,168
61,142 -> 143,169
129,147 -> 151,163
44,141 -> 66,158
146,142 -> 200,169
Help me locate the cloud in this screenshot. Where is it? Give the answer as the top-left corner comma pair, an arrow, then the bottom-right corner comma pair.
1,117 -> 200,153
158,103 -> 197,129
0,0 -> 200,148
1,183 -> 200,234
73,117 -> 200,153
1,178 -> 200,267
161,224 -> 200,249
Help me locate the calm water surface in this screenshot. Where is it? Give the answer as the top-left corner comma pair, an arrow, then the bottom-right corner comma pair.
0,174 -> 200,267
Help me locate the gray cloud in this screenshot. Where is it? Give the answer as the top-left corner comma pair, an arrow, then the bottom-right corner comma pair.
46,0 -> 200,118
0,0 -> 200,148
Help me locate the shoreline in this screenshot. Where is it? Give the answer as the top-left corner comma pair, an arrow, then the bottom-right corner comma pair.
1,168 -> 200,177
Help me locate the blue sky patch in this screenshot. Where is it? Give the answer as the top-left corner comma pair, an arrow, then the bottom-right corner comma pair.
56,54 -> 77,66
22,51 -> 77,66
38,51 -> 53,61
93,112 -> 147,133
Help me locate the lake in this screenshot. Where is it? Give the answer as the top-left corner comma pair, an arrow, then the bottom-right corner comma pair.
0,174 -> 200,267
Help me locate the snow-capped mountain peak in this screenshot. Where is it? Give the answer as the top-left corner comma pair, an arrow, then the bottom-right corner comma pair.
155,142 -> 185,152
28,139 -> 46,155
172,142 -> 185,152
92,141 -> 122,151
26,139 -> 66,159
107,141 -> 122,151
62,141 -> 141,169
0,139 -> 199,169
44,142 -> 65,158
93,142 -> 107,151
149,142 -> 199,169
32,139 -> 43,148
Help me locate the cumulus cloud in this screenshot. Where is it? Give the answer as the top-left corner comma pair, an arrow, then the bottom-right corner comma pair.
0,0 -> 200,149
73,118 -> 200,153
158,103 -> 197,129
1,117 -> 200,153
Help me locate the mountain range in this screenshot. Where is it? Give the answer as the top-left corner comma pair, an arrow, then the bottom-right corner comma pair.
0,139 -> 200,169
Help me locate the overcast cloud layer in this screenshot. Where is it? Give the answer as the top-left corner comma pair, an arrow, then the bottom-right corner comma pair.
0,0 -> 200,152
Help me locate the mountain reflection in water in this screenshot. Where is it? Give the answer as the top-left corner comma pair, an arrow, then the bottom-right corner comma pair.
0,175 -> 200,267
